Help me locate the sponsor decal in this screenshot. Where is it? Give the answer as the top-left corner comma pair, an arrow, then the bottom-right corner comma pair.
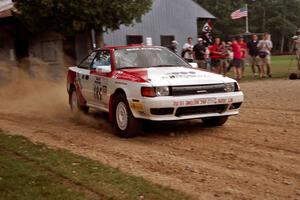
161,71 -> 211,79
173,98 -> 233,107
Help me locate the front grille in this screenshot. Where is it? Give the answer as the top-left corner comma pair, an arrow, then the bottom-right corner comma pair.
175,104 -> 227,117
171,84 -> 226,96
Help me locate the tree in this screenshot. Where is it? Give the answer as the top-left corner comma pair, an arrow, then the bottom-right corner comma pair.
194,0 -> 300,52
13,0 -> 153,47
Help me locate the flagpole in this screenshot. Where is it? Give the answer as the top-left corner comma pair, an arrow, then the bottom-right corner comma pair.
245,4 -> 249,33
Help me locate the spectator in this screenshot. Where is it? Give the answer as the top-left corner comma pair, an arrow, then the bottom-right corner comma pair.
193,38 -> 206,69
168,40 -> 178,54
218,41 -> 230,75
294,29 -> 300,72
257,32 -> 273,78
238,36 -> 247,78
202,32 -> 213,48
182,37 -> 194,62
209,38 -> 222,73
247,34 -> 260,77
231,38 -> 243,80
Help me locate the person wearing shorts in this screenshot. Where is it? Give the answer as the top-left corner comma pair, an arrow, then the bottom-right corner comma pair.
209,38 -> 222,73
238,36 -> 247,78
247,34 -> 260,77
257,32 -> 273,78
231,38 -> 242,80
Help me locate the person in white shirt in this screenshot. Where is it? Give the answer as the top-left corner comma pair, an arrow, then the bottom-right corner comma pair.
257,32 -> 273,78
182,37 -> 194,62
293,29 -> 300,72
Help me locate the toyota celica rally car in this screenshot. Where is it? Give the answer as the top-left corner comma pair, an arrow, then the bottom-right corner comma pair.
67,45 -> 244,137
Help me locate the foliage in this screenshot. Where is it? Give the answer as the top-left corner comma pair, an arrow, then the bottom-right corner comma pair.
195,0 -> 300,52
12,0 -> 153,35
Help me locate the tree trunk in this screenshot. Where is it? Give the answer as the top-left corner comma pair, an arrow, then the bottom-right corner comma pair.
280,34 -> 285,53
95,31 -> 104,48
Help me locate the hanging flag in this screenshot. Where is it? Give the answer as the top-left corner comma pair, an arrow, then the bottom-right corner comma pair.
202,20 -> 213,33
230,6 -> 248,19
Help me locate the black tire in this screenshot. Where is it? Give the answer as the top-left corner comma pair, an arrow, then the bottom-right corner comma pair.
69,88 -> 89,114
202,116 -> 229,127
113,94 -> 141,138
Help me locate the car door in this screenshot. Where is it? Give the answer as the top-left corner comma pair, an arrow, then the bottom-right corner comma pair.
89,50 -> 112,107
77,52 -> 97,104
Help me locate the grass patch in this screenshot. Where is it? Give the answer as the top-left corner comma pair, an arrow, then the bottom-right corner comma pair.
0,131 -> 193,200
229,55 -> 298,81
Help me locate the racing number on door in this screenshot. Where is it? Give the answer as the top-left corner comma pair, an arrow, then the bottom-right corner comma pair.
94,82 -> 102,101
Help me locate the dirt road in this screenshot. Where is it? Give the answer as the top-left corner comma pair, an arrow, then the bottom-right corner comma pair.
0,71 -> 299,200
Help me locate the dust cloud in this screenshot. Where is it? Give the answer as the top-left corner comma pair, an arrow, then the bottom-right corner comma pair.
0,58 -> 106,130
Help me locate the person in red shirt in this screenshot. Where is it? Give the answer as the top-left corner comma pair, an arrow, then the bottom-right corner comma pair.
238,36 -> 248,78
209,38 -> 223,73
231,37 -> 243,80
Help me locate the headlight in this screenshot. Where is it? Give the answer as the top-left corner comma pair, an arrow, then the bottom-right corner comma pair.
224,83 -> 235,92
155,86 -> 170,96
141,86 -> 170,97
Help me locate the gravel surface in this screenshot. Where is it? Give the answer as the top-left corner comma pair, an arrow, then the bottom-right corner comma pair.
0,71 -> 299,200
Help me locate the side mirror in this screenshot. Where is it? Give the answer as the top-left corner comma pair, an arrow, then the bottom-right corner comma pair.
189,62 -> 198,68
95,65 -> 112,73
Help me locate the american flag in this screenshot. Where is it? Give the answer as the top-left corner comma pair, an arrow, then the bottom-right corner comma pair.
230,7 -> 248,19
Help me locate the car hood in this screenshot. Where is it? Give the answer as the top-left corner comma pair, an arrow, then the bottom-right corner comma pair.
120,67 -> 234,86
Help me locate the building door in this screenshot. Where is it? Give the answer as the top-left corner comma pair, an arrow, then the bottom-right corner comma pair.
14,39 -> 29,59
160,35 -> 175,47
126,35 -> 143,45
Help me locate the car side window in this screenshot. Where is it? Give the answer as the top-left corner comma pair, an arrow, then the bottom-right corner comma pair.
78,52 -> 97,69
91,50 -> 111,69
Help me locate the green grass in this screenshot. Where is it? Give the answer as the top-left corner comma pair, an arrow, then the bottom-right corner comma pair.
0,131 -> 193,200
229,55 -> 298,81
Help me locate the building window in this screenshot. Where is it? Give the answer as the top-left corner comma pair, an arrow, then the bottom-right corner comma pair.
160,35 -> 175,47
126,35 -> 143,45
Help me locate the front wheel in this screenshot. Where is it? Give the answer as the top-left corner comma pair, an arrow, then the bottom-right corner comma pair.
69,89 -> 89,114
113,94 -> 141,138
202,116 -> 229,127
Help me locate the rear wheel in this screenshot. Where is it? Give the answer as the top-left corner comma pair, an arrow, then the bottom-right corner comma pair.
113,94 -> 141,138
202,116 -> 228,127
69,88 -> 89,114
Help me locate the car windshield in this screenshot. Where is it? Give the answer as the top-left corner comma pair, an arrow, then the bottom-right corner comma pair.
114,47 -> 190,69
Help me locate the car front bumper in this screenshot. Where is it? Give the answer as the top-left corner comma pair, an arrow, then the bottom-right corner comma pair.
129,91 -> 244,121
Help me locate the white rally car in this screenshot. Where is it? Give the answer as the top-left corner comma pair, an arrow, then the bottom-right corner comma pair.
67,45 -> 244,137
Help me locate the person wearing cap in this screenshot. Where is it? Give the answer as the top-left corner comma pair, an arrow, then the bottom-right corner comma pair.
193,38 -> 206,69
168,40 -> 178,54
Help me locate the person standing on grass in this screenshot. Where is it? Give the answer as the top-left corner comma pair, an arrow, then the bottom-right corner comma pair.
182,37 -> 194,62
257,32 -> 273,78
238,36 -> 247,78
247,34 -> 260,77
219,41 -> 229,75
193,38 -> 206,69
231,38 -> 243,80
209,38 -> 223,73
294,29 -> 300,73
